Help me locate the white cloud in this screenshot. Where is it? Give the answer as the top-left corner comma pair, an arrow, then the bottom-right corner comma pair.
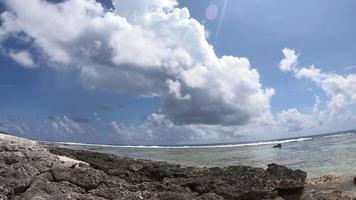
50,115 -> 86,134
8,50 -> 36,68
312,95 -> 321,115
166,79 -> 191,100
279,48 -> 298,72
0,0 -> 274,126
112,0 -> 178,24
345,65 -> 356,70
279,48 -> 356,122
295,65 -> 323,82
0,114 -> 248,144
0,115 -> 99,142
277,108 -> 318,132
110,121 -> 133,139
327,94 -> 347,117
296,68 -> 356,120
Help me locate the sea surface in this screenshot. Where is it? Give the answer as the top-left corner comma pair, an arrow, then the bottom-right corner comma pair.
55,131 -> 356,178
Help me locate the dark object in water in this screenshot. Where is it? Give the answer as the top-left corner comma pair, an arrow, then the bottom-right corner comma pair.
354,176 -> 356,185
0,130 -> 9,135
273,143 -> 282,148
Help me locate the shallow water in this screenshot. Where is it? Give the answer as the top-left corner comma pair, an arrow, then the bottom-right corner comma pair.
56,133 -> 356,178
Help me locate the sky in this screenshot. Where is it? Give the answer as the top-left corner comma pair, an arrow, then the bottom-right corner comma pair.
0,0 -> 355,145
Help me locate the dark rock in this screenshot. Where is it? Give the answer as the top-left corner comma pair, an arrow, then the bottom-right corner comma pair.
273,143 -> 282,148
265,163 -> 306,194
0,130 -> 9,135
200,193 -> 224,200
354,176 -> 356,185
1,134 -> 310,200
50,165 -> 108,190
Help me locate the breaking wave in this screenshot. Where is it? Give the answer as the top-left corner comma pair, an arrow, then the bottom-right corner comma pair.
322,132 -> 355,139
55,137 -> 313,149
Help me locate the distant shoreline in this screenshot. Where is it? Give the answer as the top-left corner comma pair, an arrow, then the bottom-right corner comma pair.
43,129 -> 356,149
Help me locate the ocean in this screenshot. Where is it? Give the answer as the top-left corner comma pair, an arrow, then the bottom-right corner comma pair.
54,131 -> 356,178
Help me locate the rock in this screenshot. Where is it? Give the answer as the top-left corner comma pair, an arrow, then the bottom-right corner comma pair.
307,175 -> 343,185
50,165 -> 108,190
303,175 -> 355,200
200,193 -> 224,200
354,176 -> 356,185
273,143 -> 282,148
0,130 -> 9,135
265,163 -> 306,194
48,148 -> 308,200
274,197 -> 285,200
301,190 -> 350,200
1,133 -> 310,200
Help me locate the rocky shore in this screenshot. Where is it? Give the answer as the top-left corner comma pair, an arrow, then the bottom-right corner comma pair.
0,133 -> 353,200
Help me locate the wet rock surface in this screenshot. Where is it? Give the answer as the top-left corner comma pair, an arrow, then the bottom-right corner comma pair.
0,134 -> 352,200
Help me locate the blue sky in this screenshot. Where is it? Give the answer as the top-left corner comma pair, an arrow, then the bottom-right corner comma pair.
190,0 -> 356,112
0,0 -> 355,144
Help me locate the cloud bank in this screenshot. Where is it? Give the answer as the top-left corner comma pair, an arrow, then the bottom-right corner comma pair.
0,0 -> 274,127
0,114 -> 248,144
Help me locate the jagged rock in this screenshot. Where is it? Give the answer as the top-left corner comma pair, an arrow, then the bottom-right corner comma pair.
265,163 -> 306,193
200,193 -> 224,200
47,148 -> 308,200
1,133 -> 310,200
273,143 -> 282,148
50,166 -> 108,190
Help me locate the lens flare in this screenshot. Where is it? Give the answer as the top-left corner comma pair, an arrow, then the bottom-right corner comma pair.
214,0 -> 229,43
205,4 -> 218,21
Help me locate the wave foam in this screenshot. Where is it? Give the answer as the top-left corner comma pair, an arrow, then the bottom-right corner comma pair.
55,137 -> 313,149
322,132 -> 355,139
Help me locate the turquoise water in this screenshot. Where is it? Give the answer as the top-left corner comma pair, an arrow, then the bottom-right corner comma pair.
56,132 -> 356,178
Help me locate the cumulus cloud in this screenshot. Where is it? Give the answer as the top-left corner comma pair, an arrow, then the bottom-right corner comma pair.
49,115 -> 93,135
166,79 -> 191,100
0,0 -> 274,126
279,48 -> 356,122
295,65 -> 323,82
277,108 -> 318,132
296,68 -> 356,119
279,48 -> 298,72
8,50 -> 36,68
